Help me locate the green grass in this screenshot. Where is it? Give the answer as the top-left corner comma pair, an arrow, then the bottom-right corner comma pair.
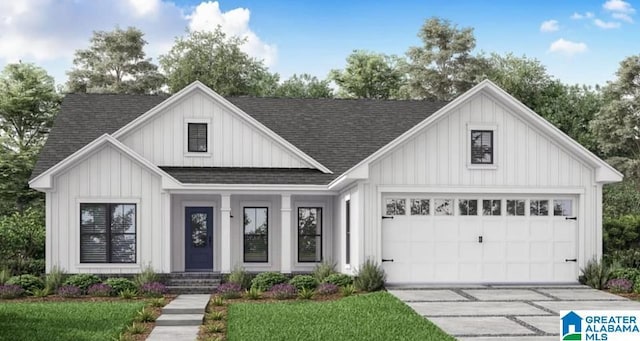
227,291 -> 455,341
0,301 -> 145,341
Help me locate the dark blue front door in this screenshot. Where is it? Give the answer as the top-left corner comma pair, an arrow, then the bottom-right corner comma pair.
185,207 -> 213,271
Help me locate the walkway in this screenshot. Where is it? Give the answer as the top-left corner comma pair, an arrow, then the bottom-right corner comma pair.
147,294 -> 210,341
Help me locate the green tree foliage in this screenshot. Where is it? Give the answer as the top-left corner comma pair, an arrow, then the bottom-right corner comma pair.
275,74 -> 333,98
591,55 -> 640,179
603,215 -> 640,254
405,17 -> 487,100
604,179 -> 640,218
160,28 -> 279,95
66,27 -> 165,94
330,50 -> 404,99
0,207 -> 45,275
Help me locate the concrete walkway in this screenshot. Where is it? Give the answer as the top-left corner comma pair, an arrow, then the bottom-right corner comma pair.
389,285 -> 640,341
147,294 -> 210,341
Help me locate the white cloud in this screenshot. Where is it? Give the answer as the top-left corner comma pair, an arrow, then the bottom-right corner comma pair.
612,12 -> 634,22
540,19 -> 559,32
571,11 -> 594,19
186,1 -> 277,66
127,0 -> 161,17
548,38 -> 588,56
594,18 -> 622,28
603,0 -> 635,13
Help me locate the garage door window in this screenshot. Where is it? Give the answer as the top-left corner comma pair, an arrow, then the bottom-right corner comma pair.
459,199 -> 478,216
410,199 -> 430,215
554,200 -> 573,216
482,200 -> 501,216
530,200 -> 549,216
506,200 -> 525,216
385,199 -> 406,216
434,199 -> 453,216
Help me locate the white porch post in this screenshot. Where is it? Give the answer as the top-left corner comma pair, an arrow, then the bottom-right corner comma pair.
281,194 -> 292,273
221,194 -> 231,274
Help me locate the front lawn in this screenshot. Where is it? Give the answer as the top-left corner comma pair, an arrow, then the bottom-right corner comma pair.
226,291 -> 455,341
0,301 -> 145,341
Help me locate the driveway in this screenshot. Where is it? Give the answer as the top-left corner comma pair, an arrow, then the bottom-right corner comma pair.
389,285 -> 640,341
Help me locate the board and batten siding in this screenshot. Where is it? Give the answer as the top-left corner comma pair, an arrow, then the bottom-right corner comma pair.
120,89 -> 312,169
48,144 -> 167,274
361,92 -> 599,271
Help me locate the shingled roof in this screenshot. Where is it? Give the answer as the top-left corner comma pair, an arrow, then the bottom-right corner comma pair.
32,93 -> 448,185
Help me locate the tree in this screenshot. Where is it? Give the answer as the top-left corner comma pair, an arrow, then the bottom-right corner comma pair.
275,74 -> 333,98
591,55 -> 640,179
159,28 -> 279,96
405,17 -> 487,100
329,50 -> 404,99
66,27 -> 165,94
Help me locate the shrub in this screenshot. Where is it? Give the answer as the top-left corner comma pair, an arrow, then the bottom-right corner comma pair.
289,275 -> 318,290
297,287 -> 314,300
245,287 -> 262,300
63,274 -> 101,292
135,308 -> 156,323
269,283 -> 297,300
208,311 -> 224,321
610,267 -> 640,283
0,284 -> 25,298
606,278 -> 633,293
603,215 -> 640,253
604,180 -> 640,219
580,258 -> 612,290
216,282 -> 242,299
32,287 -> 50,297
0,268 -> 10,285
45,266 -> 65,291
87,283 -> 112,297
225,265 -> 252,289
634,280 -> 640,294
134,265 -> 159,288
139,282 -> 167,298
316,283 -> 339,295
313,260 -> 336,282
105,277 -> 137,296
119,289 -> 137,299
205,322 -> 224,333
6,274 -> 44,293
341,284 -> 355,297
250,272 -> 288,291
126,323 -> 146,335
0,208 -> 45,276
605,249 -> 640,269
147,297 -> 166,307
354,259 -> 386,292
57,285 -> 82,298
211,296 -> 224,306
323,273 -> 353,287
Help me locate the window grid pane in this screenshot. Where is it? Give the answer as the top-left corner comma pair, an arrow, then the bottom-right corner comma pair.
385,199 -> 406,216
188,123 -> 207,152
243,207 -> 268,263
410,199 -> 430,215
554,199 -> 573,216
459,199 -> 478,216
482,200 -> 501,216
80,203 -> 136,264
530,200 -> 549,216
298,207 -> 322,263
506,200 -> 525,216
434,199 -> 453,216
471,130 -> 493,164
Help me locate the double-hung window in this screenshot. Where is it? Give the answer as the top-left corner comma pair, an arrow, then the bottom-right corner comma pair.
298,207 -> 322,262
187,123 -> 208,153
470,130 -> 494,164
243,207 -> 268,262
80,203 -> 136,263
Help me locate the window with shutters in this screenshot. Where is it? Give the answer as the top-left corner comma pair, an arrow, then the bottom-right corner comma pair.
243,207 -> 268,263
80,203 -> 136,263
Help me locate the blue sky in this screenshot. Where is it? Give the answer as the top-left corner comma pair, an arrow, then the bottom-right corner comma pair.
0,0 -> 637,87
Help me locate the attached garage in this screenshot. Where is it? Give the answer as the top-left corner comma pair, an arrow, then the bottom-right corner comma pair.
381,194 -> 579,283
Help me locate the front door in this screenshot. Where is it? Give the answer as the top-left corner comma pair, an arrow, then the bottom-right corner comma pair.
185,207 -> 213,271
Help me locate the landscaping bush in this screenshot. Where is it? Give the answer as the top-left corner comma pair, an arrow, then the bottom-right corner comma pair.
269,283 -> 297,300
225,265 -> 252,289
289,275 -> 318,290
87,283 -> 112,297
580,258 -> 612,290
245,287 -> 262,300
133,265 -> 159,288
605,249 -> 640,269
45,266 -> 66,291
105,277 -> 137,296
63,274 -> 101,292
250,272 -> 288,291
316,283 -> 339,296
6,274 -> 44,293
313,260 -> 336,282
57,285 -> 82,298
603,215 -> 640,254
354,259 -> 386,292
610,267 -> 640,283
323,273 -> 353,287
0,284 -> 25,298
0,208 -> 45,276
139,282 -> 167,298
217,282 -> 242,299
606,278 -> 633,293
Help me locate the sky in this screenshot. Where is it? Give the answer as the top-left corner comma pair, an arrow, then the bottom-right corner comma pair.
0,0 -> 637,88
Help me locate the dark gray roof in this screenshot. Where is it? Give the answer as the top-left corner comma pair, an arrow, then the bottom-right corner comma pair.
161,167 -> 335,185
33,93 -> 448,185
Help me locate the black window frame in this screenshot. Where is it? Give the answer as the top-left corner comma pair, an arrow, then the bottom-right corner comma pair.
243,207 -> 269,263
297,207 -> 323,263
187,122 -> 208,153
80,203 -> 137,264
470,130 -> 494,164
345,200 -> 351,266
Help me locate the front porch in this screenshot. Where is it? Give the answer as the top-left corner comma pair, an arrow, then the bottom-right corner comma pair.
167,192 -> 336,274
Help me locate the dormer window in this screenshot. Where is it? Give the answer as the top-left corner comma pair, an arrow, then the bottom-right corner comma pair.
188,123 -> 208,152
470,130 -> 493,164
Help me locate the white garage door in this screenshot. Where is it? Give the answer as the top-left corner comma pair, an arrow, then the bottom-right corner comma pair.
381,194 -> 578,284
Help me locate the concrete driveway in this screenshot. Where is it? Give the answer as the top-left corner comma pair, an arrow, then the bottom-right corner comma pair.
389,285 -> 640,341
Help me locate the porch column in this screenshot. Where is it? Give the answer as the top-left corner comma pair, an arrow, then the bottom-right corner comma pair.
221,194 -> 231,274
281,194 -> 292,273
